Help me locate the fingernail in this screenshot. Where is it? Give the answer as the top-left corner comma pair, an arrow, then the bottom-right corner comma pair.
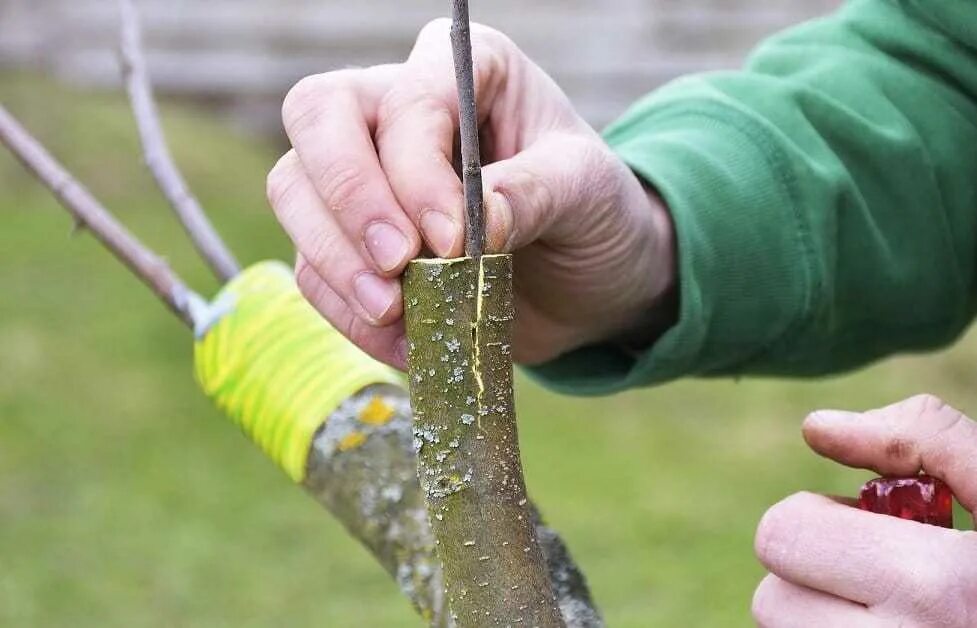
420,210 -> 459,257
807,410 -> 859,427
353,272 -> 397,323
364,222 -> 410,272
486,191 -> 516,252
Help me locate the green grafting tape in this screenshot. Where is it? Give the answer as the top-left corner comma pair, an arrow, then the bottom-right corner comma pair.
194,261 -> 404,482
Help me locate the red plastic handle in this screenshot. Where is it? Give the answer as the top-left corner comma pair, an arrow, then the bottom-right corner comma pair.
858,475 -> 953,528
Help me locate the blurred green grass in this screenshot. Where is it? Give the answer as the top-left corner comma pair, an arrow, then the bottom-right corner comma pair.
1,74 -> 974,627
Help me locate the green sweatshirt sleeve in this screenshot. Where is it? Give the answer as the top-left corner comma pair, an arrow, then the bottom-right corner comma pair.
529,0 -> 977,395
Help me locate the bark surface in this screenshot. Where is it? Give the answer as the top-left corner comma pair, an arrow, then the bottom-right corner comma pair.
303,382 -> 603,627
404,255 -> 564,627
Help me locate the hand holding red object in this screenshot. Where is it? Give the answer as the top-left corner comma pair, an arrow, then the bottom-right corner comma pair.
752,395 -> 977,627
858,474 -> 953,528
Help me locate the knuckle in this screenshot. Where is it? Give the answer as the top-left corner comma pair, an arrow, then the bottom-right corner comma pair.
754,505 -> 785,567
754,492 -> 815,569
894,393 -> 967,442
336,305 -> 373,348
470,27 -> 516,100
294,257 -> 324,303
282,71 -> 357,136
316,160 -> 367,213
375,86 -> 451,142
282,74 -> 326,133
336,307 -> 358,341
417,18 -> 452,42
911,393 -> 949,417
265,154 -> 296,209
414,19 -> 513,96
307,228 -> 343,271
472,29 -> 516,78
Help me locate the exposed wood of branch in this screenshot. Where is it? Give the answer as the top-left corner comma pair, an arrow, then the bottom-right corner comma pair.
0,106 -> 199,327
404,256 -> 565,627
117,0 -> 240,282
450,0 -> 485,258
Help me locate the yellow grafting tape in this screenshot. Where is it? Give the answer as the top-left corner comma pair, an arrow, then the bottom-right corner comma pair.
193,261 -> 404,482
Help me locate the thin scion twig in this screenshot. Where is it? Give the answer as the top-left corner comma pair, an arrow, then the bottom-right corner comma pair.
117,0 -> 240,281
450,0 -> 485,258
0,105 -> 200,328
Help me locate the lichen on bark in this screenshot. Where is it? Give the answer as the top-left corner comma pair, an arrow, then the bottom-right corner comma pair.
404,254 -> 564,627
303,381 -> 603,628
303,383 -> 450,625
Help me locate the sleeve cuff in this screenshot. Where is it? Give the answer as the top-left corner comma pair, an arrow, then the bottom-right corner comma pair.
526,97 -> 816,395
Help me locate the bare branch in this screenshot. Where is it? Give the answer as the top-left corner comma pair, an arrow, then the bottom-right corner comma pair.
450,0 -> 485,258
0,105 -> 201,327
117,0 -> 240,282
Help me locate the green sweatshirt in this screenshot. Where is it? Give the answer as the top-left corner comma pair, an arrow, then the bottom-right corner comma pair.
531,0 -> 977,395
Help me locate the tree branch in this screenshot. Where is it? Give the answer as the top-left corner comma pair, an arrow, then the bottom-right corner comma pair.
303,383 -> 604,627
196,261 -> 603,626
450,0 -> 485,259
404,256 -> 565,627
0,105 -> 200,327
117,0 -> 240,282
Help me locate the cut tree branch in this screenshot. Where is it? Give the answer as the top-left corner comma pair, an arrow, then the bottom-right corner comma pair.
117,0 -> 241,282
450,0 -> 485,258
404,256 -> 565,627
395,4 -> 567,625
0,105 -> 200,327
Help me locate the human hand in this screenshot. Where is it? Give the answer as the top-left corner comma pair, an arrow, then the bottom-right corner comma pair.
267,19 -> 675,369
752,394 -> 977,627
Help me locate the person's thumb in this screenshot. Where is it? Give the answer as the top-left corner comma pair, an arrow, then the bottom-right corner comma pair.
802,394 -> 977,517
480,131 -> 628,253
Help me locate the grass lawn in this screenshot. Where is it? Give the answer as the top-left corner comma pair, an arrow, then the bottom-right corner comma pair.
1,74 -> 973,627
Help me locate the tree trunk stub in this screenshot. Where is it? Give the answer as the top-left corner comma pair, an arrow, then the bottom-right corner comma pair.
404,255 -> 565,627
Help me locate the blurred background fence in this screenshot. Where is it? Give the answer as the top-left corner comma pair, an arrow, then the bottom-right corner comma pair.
1,0 -> 839,135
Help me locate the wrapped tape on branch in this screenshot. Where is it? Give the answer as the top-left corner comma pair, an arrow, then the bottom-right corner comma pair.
192,261 -> 447,622
193,260 -> 402,482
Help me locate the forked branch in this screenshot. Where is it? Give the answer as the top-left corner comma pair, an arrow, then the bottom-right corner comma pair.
117,0 -> 240,281
0,106 -> 200,327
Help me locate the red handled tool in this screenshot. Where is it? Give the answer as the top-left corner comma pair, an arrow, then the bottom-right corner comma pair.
858,475 -> 954,528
